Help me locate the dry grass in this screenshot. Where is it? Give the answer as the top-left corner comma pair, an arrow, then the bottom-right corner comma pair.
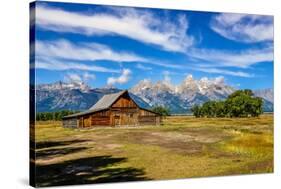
34,114 -> 273,187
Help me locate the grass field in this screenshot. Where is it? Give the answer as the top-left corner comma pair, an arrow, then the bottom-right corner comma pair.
34,114 -> 273,187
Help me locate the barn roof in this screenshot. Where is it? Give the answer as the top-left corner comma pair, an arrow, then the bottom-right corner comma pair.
63,90 -> 160,119
63,90 -> 127,119
62,108 -> 105,118
89,90 -> 126,110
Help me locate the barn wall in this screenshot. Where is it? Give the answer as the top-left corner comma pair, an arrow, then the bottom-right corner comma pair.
120,112 -> 138,126
112,95 -> 137,108
83,115 -> 91,128
110,110 -> 138,126
156,116 -> 161,125
139,109 -> 157,116
138,109 -> 161,125
111,95 -> 139,126
79,117 -> 83,127
63,118 -> 78,128
91,110 -> 111,126
91,116 -> 110,126
138,115 -> 156,125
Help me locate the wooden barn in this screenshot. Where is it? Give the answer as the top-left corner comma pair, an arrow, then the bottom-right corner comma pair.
62,90 -> 161,128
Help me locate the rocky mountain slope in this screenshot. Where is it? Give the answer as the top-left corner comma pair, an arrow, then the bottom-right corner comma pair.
130,75 -> 235,113
36,78 -> 273,113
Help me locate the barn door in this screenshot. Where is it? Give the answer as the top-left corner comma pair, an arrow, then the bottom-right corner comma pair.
114,115 -> 121,126
125,113 -> 136,126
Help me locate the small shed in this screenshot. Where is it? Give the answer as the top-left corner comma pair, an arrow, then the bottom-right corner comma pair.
62,90 -> 161,128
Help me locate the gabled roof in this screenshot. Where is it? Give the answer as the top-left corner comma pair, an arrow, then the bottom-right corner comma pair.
63,90 -> 160,119
62,108 -> 105,119
63,90 -> 127,119
89,90 -> 127,110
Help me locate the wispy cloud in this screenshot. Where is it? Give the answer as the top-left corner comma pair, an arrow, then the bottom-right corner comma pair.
136,63 -> 152,70
210,13 -> 273,43
83,72 -> 96,81
36,39 -> 147,62
64,73 -> 83,83
191,67 -> 254,78
36,57 -> 119,73
188,46 -> 273,68
64,72 -> 96,84
36,5 -> 193,52
36,39 -> 186,70
186,46 -> 273,77
107,69 -> 132,85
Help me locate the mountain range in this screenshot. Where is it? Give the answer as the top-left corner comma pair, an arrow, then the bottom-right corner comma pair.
35,76 -> 273,114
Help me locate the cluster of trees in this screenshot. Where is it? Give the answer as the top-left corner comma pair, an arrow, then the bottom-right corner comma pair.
151,106 -> 170,117
36,110 -> 80,121
191,89 -> 263,118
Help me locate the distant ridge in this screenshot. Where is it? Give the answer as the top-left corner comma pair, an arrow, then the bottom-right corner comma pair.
36,79 -> 273,113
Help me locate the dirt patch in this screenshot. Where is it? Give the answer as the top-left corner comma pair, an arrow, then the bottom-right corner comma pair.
122,131 -> 204,155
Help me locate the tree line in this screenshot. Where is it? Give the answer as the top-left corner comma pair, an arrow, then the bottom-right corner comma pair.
36,110 -> 80,121
151,106 -> 171,117
191,89 -> 263,118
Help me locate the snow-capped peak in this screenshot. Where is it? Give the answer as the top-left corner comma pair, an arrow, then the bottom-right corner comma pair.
37,81 -> 91,92
130,75 -> 235,103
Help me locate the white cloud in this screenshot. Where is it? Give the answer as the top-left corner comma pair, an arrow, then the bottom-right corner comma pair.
192,67 -> 254,78
148,60 -> 185,69
36,39 -> 147,62
36,57 -> 118,73
83,72 -> 96,81
136,63 -> 152,70
213,76 -> 225,85
189,46 -> 273,68
64,73 -> 83,83
35,39 -> 186,71
36,5 -> 193,52
64,72 -> 96,84
107,69 -> 132,85
210,13 -> 273,43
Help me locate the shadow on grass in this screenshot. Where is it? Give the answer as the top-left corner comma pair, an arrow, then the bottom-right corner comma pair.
36,139 -> 89,149
36,155 -> 149,187
36,147 -> 88,159
35,139 -> 91,160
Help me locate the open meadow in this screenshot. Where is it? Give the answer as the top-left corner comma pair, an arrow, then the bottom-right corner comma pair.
34,114 -> 273,187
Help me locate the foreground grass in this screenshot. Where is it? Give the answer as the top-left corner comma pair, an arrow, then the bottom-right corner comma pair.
34,115 -> 273,187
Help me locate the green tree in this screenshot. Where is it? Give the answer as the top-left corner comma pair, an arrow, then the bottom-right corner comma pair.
226,89 -> 263,117
215,101 -> 226,117
191,89 -> 263,118
36,110 -> 80,121
191,105 -> 201,118
151,106 -> 170,117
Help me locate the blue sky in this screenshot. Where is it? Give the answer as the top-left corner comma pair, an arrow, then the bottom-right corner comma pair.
33,1 -> 273,90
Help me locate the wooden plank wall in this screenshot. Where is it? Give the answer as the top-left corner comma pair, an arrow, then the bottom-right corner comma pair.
91,116 -> 110,126
138,115 -> 156,125
139,109 -> 157,116
63,118 -> 78,128
91,110 -> 111,126
112,95 -> 137,108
